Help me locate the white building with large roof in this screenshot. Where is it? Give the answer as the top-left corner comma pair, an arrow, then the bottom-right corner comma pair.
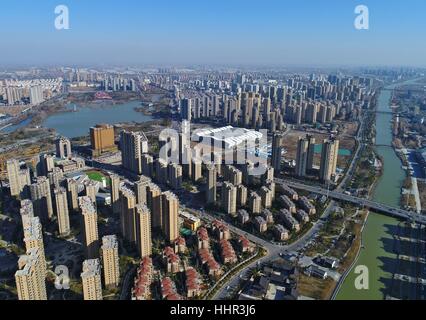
192,126 -> 263,149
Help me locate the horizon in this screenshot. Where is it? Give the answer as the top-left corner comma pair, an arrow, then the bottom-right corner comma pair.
1,63 -> 425,70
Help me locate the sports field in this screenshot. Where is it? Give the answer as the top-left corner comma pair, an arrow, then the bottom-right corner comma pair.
86,171 -> 111,186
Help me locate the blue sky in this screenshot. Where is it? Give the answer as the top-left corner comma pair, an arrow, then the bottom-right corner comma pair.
1,0 -> 425,67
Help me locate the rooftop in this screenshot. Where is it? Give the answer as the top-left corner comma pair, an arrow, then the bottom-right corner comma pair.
197,227 -> 209,241
81,259 -> 101,278
23,217 -> 42,241
78,196 -> 97,214
162,191 -> 178,201
15,248 -> 41,277
179,211 -> 200,223
193,126 -> 263,148
102,235 -> 118,250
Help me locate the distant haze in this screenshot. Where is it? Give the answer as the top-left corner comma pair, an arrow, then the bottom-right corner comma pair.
1,0 -> 425,67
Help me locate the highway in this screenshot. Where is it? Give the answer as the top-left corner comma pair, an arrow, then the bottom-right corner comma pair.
336,114 -> 365,192
276,179 -> 426,225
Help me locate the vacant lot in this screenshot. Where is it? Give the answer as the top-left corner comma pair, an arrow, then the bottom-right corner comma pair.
298,273 -> 336,300
338,121 -> 359,137
282,128 -> 356,170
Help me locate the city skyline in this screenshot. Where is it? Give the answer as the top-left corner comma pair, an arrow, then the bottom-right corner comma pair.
1,63 -> 425,302
1,0 -> 426,67
1,1 -> 425,305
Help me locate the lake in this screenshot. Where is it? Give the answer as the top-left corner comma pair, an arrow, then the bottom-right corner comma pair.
42,101 -> 153,138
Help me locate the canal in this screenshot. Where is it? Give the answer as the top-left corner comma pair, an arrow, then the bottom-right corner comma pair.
336,79 -> 420,300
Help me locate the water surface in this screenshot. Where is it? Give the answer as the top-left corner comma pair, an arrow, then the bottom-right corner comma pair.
335,79 -> 420,300
42,101 -> 153,138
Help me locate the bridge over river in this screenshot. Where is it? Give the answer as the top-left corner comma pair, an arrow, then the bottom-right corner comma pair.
275,179 -> 426,225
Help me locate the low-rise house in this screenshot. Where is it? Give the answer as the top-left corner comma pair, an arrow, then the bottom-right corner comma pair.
239,261 -> 298,301
239,276 -> 269,301
219,239 -> 238,264
173,236 -> 187,254
238,235 -> 254,253
306,265 -> 328,279
197,227 -> 210,249
315,256 -> 339,269
185,267 -> 202,298
132,257 -> 153,300
198,248 -> 222,279
211,220 -> 231,240
163,246 -> 181,274
161,277 -> 182,300
279,184 -> 299,201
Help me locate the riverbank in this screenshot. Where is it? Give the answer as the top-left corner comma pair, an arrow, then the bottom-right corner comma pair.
299,205 -> 369,300
134,92 -> 172,118
331,210 -> 369,299
34,92 -> 142,126
0,97 -> 163,173
335,213 -> 400,300
334,80 -> 418,300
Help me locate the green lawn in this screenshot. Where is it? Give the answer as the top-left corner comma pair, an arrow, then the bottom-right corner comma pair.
86,171 -> 111,186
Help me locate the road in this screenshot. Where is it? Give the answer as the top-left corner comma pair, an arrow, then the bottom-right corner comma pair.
188,117 -> 365,300
277,179 -> 426,225
411,177 -> 422,214
337,114 -> 366,192
120,265 -> 136,300
191,201 -> 336,300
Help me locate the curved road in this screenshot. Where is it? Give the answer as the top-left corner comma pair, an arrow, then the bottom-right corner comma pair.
189,201 -> 336,300
210,116 -> 368,299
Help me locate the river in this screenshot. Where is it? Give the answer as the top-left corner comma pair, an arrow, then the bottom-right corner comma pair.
336,78 -> 422,300
42,100 -> 153,138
